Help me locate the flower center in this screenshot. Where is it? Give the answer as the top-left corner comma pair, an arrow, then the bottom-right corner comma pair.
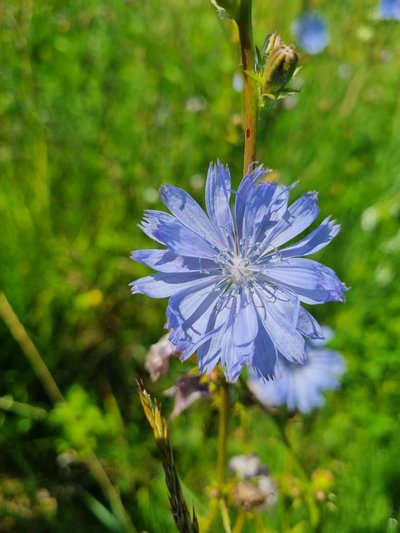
228,255 -> 251,283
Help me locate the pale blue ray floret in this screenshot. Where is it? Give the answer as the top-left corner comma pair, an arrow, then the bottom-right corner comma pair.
292,10 -> 329,55
131,162 -> 347,382
249,328 -> 345,413
379,0 -> 400,20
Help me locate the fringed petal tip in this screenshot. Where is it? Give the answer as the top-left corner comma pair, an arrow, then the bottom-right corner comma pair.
332,281 -> 350,302
129,281 -> 139,294
222,364 -> 243,383
251,367 -> 276,383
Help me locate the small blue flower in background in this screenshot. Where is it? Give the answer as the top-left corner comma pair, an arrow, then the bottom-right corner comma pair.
379,0 -> 400,20
292,11 -> 329,55
131,162 -> 347,382
249,328 -> 345,413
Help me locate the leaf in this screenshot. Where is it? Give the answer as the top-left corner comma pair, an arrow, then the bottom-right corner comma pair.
243,70 -> 265,85
81,491 -> 122,532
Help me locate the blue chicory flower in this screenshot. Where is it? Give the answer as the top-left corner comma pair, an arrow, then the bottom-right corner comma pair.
292,11 -> 329,55
131,162 -> 347,382
379,0 -> 400,20
249,328 -> 345,413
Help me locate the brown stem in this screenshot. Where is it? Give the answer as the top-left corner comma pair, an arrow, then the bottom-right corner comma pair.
236,0 -> 258,175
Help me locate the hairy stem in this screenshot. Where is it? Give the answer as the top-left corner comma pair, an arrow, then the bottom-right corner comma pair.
236,0 -> 258,175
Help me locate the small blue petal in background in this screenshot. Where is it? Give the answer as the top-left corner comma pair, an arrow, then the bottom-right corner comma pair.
292,10 -> 329,55
249,330 -> 345,413
379,0 -> 400,20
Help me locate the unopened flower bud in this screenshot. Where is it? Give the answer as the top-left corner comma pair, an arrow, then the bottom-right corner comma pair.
262,33 -> 298,96
232,476 -> 277,511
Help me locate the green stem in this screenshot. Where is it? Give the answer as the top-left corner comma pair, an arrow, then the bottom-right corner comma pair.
203,380 -> 230,532
0,292 -> 64,404
0,396 -> 47,420
87,453 -> 137,533
217,381 -> 230,487
232,509 -> 246,533
236,0 -> 258,175
276,417 -> 310,484
278,421 -> 320,530
239,377 -> 320,529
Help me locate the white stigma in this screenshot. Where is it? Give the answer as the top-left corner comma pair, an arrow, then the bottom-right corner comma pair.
229,255 -> 251,283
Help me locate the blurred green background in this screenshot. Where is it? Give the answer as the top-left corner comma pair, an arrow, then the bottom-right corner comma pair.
1,0 -> 400,531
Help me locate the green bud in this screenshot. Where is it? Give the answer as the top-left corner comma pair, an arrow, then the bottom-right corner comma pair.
261,33 -> 299,99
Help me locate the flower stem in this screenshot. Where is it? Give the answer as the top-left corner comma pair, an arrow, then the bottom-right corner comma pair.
236,0 -> 258,175
217,380 -> 230,487
202,380 -> 230,532
0,292 -> 64,404
232,509 -> 246,533
240,377 -> 321,529
278,420 -> 321,530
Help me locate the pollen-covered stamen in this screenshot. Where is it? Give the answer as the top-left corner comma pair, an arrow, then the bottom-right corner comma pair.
228,254 -> 253,283
215,248 -> 256,285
